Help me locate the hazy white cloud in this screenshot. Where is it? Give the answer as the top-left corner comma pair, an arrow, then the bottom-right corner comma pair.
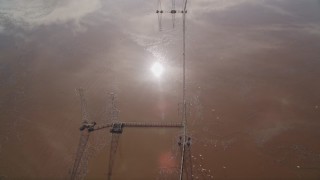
253,23 -> 320,37
191,0 -> 257,12
0,0 -> 102,30
303,23 -> 320,36
253,121 -> 293,146
189,0 -> 293,20
0,25 -> 4,33
190,0 -> 289,12
261,2 -> 293,16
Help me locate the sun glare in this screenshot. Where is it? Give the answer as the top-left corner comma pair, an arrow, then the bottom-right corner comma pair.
151,62 -> 164,78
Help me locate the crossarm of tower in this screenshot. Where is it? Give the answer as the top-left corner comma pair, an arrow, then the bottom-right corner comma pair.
94,122 -> 183,131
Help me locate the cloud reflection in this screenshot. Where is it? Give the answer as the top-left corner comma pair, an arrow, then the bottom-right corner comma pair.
0,0 -> 102,30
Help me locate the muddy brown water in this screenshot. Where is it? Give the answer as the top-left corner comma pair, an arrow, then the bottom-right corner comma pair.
1,0 -> 320,179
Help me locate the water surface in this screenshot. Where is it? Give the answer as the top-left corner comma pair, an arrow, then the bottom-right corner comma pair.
0,0 -> 320,179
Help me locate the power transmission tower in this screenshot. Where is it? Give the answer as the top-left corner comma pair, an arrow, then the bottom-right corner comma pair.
70,89 -> 96,180
107,92 -> 122,180
71,90 -> 184,179
178,136 -> 193,180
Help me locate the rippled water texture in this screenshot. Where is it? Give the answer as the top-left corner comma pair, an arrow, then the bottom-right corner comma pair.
1,0 -> 320,179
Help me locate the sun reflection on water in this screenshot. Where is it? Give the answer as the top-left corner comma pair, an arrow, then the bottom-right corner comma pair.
151,62 -> 164,78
